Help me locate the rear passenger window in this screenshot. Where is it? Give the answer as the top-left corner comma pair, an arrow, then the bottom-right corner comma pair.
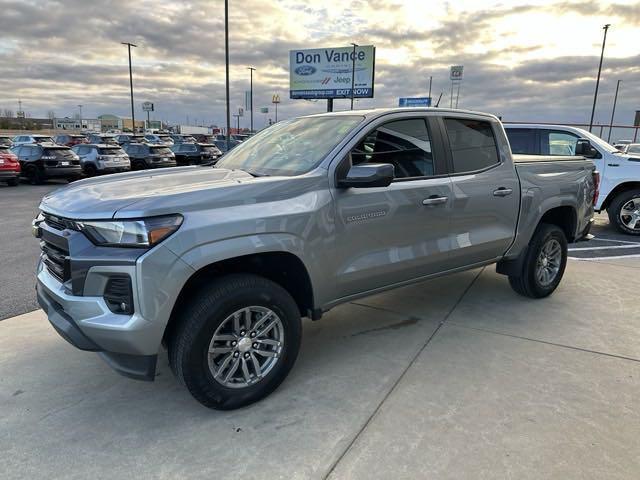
351,118 -> 435,179
445,118 -> 500,173
545,131 -> 579,156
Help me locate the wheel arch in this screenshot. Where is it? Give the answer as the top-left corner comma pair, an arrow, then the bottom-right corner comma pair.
601,181 -> 640,211
537,205 -> 577,242
162,251 -> 316,346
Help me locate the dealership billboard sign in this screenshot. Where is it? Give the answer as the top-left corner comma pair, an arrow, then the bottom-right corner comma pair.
399,97 -> 431,107
289,45 -> 376,99
450,65 -> 464,80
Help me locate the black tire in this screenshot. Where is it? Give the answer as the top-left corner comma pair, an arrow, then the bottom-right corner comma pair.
169,274 -> 302,410
508,223 -> 568,298
132,160 -> 146,171
607,189 -> 640,236
6,177 -> 19,186
84,164 -> 98,177
25,166 -> 45,185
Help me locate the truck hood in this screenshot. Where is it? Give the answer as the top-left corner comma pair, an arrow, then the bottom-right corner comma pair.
39,167 -> 259,219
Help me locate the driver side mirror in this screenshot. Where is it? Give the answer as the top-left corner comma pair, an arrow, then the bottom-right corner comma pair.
575,138 -> 598,158
337,163 -> 395,188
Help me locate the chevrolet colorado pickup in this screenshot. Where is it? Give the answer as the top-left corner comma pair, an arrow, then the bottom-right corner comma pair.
34,108 -> 597,409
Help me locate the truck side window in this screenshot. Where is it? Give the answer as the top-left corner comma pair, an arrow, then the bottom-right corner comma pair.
445,118 -> 500,173
351,118 -> 434,179
505,128 -> 537,154
544,130 -> 579,156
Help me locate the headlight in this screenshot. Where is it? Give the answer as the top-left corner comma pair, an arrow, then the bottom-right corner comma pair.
77,215 -> 183,248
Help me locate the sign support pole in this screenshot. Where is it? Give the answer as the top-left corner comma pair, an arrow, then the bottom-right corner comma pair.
327,99 -> 333,112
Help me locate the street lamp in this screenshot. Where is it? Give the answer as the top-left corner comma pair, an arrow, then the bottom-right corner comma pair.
607,80 -> 622,142
121,42 -> 137,132
350,43 -> 358,110
224,0 -> 231,152
247,67 -> 256,133
77,104 -> 83,130
589,24 -> 610,132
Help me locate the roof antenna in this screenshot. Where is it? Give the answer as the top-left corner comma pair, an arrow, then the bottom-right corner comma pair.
435,92 -> 443,107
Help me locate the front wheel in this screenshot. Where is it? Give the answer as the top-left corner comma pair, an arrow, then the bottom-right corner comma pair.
607,189 -> 640,235
169,274 -> 302,410
508,223 -> 568,298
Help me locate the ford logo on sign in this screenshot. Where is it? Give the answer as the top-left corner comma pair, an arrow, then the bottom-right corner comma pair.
295,65 -> 316,76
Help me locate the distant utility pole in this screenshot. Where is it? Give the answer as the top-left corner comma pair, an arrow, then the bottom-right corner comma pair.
607,79 -> 622,142
589,24 -> 611,132
247,67 -> 256,133
77,105 -> 83,129
272,94 -> 280,123
224,0 -> 231,151
350,43 -> 358,110
121,42 -> 137,132
428,76 -> 432,101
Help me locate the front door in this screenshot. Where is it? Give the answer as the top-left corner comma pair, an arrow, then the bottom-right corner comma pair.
331,116 -> 452,300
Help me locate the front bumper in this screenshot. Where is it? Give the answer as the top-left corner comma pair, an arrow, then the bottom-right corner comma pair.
0,170 -> 20,180
35,220 -> 194,381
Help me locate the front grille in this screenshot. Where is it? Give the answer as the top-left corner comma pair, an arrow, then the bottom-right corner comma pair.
41,240 -> 70,283
43,212 -> 75,231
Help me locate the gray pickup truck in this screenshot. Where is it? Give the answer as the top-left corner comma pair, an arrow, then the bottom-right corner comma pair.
34,108 -> 597,409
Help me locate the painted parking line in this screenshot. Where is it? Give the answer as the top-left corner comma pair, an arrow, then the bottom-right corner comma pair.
588,237 -> 640,245
570,253 -> 640,261
568,244 -> 640,252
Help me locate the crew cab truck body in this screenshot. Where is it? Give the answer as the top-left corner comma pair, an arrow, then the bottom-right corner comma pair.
34,108 -> 596,409
504,124 -> 640,235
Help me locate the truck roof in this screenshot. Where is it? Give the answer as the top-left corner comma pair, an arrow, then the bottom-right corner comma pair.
304,107 -> 499,122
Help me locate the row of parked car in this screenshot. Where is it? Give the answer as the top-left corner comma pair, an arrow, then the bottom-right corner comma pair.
0,131 -> 246,186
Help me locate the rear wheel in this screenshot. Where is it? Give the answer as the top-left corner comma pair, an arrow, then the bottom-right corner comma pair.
25,166 -> 45,185
508,223 -> 567,298
607,189 -> 640,235
169,274 -> 302,410
84,164 -> 98,177
132,160 -> 146,171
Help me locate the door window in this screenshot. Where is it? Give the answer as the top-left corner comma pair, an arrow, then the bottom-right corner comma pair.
543,130 -> 580,156
444,118 -> 500,173
350,118 -> 435,179
505,128 -> 537,154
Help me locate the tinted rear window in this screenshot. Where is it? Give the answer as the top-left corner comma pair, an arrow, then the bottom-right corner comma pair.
444,118 -> 500,173
150,147 -> 173,155
99,147 -> 125,155
505,128 -> 538,154
43,148 -> 74,157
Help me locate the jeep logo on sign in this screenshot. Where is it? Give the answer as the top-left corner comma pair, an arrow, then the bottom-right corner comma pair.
295,65 -> 316,76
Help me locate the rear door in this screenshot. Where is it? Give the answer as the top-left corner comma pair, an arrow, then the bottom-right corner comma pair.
331,115 -> 453,298
441,117 -> 520,267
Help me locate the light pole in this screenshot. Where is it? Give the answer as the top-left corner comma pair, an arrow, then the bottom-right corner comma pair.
224,0 -> 231,151
428,76 -> 432,102
350,43 -> 358,110
272,94 -> 280,123
77,104 -> 83,130
607,79 -> 622,142
121,42 -> 137,132
589,24 -> 610,132
247,67 -> 255,133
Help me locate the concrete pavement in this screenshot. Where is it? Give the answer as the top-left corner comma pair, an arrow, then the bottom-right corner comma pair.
1,259 -> 639,479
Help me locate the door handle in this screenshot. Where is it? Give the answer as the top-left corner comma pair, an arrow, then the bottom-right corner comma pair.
493,187 -> 513,197
607,163 -> 620,167
422,195 -> 448,206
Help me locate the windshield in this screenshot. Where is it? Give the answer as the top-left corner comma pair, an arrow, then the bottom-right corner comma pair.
99,147 -> 125,155
35,137 -> 54,144
216,116 -> 363,176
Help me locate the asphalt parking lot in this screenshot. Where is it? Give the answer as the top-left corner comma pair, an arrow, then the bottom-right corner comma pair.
1,181 -> 640,479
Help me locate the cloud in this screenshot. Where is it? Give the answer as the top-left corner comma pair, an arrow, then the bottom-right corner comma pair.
0,0 -> 638,131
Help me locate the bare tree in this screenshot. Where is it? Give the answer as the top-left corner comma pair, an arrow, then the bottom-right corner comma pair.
2,109 -> 14,118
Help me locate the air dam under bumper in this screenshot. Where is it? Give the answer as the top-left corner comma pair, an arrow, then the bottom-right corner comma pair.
36,265 -> 157,381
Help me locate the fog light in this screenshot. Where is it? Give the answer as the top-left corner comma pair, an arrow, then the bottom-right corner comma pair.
104,275 -> 134,315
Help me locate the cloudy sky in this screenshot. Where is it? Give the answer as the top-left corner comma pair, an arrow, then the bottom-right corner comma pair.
0,0 -> 638,130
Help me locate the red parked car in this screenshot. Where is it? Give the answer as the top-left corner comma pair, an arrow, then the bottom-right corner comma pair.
53,134 -> 88,147
0,145 -> 20,186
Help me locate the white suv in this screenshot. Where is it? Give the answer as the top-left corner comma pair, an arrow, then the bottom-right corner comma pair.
504,124 -> 640,235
